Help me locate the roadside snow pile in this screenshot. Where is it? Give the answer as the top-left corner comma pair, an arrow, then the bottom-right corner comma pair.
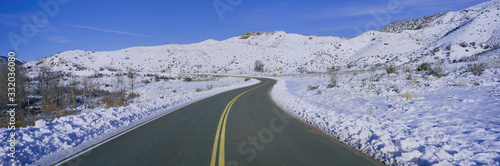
271,64 -> 500,165
0,77 -> 259,165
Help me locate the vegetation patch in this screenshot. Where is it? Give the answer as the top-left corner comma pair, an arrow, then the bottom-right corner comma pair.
466,63 -> 487,76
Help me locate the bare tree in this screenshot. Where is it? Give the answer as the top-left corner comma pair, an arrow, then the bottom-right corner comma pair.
127,69 -> 136,94
37,67 -> 63,115
37,67 -> 51,113
327,66 -> 340,88
88,76 -> 99,109
69,76 -> 78,110
0,64 -> 8,111
82,77 -> 93,109
51,72 -> 65,114
16,66 -> 29,109
17,66 -> 34,126
254,60 -> 264,72
114,74 -> 126,107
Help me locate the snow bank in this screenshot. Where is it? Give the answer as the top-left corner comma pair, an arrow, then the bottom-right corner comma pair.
0,78 -> 260,165
270,73 -> 500,165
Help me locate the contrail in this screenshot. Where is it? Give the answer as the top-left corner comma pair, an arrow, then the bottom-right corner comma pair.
64,23 -> 151,38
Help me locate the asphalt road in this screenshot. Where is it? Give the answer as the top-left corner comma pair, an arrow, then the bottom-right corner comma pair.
57,78 -> 383,166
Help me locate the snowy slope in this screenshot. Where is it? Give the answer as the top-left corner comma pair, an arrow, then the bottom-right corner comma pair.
380,13 -> 445,33
415,0 -> 500,61
0,77 -> 260,165
4,1 -> 499,165
271,54 -> 500,165
27,0 -> 500,74
353,0 -> 500,66
28,32 -> 354,74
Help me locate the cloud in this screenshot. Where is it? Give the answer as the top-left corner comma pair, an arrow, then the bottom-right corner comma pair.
401,0 -> 483,8
64,24 -> 151,37
394,0 -> 489,15
0,12 -> 63,35
45,35 -> 72,43
1,13 -> 72,43
0,12 -> 31,27
306,0 -> 486,22
308,4 -> 391,21
314,25 -> 356,33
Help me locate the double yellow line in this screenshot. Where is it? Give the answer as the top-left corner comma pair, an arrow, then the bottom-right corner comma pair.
210,80 -> 269,166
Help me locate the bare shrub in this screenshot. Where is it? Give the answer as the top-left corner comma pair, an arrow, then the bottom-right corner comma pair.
401,91 -> 420,100
418,63 -> 447,78
308,85 -> 319,91
371,74 -> 382,82
385,65 -> 397,74
127,92 -> 140,100
183,77 -> 193,82
102,93 -> 113,109
454,81 -> 468,87
429,65 -> 447,78
254,60 -> 264,72
127,68 -> 136,94
417,63 -> 431,71
466,63 -> 487,76
327,66 -> 340,88
102,75 -> 127,108
328,73 -> 337,88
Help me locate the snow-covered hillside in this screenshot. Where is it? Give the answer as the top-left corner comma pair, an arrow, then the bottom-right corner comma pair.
28,0 -> 500,74
271,50 -> 500,165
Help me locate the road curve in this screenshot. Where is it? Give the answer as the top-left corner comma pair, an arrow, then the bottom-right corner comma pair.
57,78 -> 383,166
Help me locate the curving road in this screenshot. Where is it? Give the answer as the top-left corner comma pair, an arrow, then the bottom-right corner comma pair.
57,78 -> 383,166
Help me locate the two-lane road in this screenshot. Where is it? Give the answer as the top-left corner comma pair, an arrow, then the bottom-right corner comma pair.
58,78 -> 383,166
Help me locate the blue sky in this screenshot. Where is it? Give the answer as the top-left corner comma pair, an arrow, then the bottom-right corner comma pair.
0,0 -> 489,61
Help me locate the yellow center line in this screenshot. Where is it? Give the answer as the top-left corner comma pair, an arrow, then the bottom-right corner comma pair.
210,97 -> 236,166
210,80 -> 269,166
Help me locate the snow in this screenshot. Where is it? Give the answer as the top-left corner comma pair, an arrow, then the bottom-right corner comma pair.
26,0 -> 500,74
2,0 -> 499,165
270,60 -> 500,165
0,77 -> 260,165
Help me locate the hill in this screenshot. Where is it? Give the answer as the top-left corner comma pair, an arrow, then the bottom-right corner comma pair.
26,0 -> 500,74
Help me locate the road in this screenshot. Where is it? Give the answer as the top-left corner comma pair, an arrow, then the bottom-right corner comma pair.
57,78 -> 383,166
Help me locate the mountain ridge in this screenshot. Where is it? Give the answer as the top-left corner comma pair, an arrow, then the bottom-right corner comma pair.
27,0 -> 500,74
0,55 -> 26,66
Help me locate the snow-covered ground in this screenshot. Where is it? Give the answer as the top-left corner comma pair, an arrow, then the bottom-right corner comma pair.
1,1 -> 498,165
271,61 -> 500,165
0,76 -> 259,165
